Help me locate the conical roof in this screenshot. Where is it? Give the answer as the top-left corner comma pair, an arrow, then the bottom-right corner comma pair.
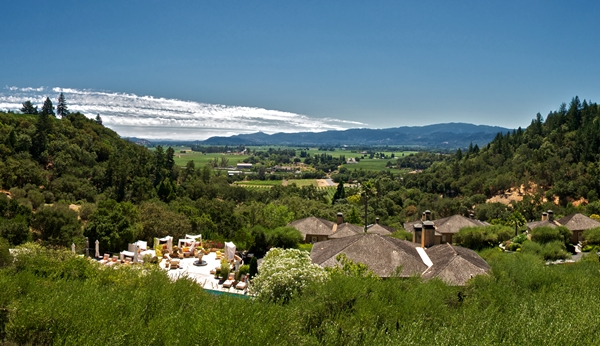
311,233 -> 427,277
557,213 -> 600,231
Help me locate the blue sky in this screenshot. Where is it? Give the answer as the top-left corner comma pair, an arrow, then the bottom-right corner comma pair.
2,0 -> 600,130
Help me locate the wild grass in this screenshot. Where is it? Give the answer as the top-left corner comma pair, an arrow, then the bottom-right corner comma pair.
2,245 -> 600,345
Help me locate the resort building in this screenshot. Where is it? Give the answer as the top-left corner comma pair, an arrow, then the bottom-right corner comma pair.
289,214 -> 394,243
527,210 -> 600,243
403,210 -> 488,246
311,233 -> 490,285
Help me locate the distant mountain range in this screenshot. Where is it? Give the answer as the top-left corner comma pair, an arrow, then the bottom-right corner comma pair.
140,123 -> 511,149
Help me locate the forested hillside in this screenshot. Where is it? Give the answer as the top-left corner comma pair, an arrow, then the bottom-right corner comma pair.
1,96 -> 600,254
0,104 -> 348,252
404,97 -> 600,217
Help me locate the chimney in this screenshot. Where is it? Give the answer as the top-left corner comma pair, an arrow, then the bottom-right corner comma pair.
541,212 -> 548,221
421,212 -> 426,221
422,221 -> 435,247
413,224 -> 422,244
425,210 -> 432,221
336,212 -> 344,225
375,217 -> 380,224
547,210 -> 554,222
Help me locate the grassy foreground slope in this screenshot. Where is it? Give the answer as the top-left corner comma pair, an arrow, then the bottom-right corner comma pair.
1,245 -> 600,345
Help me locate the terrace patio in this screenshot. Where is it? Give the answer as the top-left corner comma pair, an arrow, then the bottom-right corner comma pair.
159,251 -> 250,296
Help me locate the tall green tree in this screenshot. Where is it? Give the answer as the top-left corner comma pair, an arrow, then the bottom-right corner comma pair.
165,147 -> 175,172
84,200 -> 140,253
507,211 -> 526,236
31,106 -> 53,160
32,204 -> 82,247
41,97 -> 55,117
20,101 -> 38,115
56,92 -> 69,117
332,181 -> 346,204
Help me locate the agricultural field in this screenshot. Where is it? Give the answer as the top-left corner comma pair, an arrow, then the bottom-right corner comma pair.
318,186 -> 336,200
342,158 -> 393,171
245,146 -> 417,158
154,145 -> 420,172
285,179 -> 319,187
233,180 -> 282,186
233,179 -> 337,199
165,147 -> 252,167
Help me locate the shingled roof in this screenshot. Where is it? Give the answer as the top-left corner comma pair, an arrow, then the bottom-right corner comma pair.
288,216 -> 336,237
422,244 -> 491,286
311,234 -> 428,277
557,213 -> 600,231
328,223 -> 364,239
367,223 -> 394,236
404,214 -> 487,234
526,219 -> 559,230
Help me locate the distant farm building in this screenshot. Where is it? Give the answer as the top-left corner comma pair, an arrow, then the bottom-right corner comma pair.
236,163 -> 253,169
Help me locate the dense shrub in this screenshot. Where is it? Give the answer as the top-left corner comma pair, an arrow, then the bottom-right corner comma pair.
0,237 -> 11,268
583,227 -> 600,246
454,225 -> 513,250
249,256 -> 258,278
520,240 -> 543,256
390,230 -> 413,241
506,242 -> 522,251
250,248 -> 328,303
541,241 -> 570,261
530,226 -> 571,245
581,244 -> 600,252
512,233 -> 528,244
31,203 -> 83,247
297,243 -> 313,252
521,239 -> 570,261
266,226 -> 303,249
0,218 -> 29,245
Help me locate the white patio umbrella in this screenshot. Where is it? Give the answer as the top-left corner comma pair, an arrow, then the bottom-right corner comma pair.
95,240 -> 100,258
225,242 -> 236,261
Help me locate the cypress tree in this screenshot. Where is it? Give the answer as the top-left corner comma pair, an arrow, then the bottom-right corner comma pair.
332,181 -> 346,204
249,257 -> 258,278
56,92 -> 69,117
41,97 -> 55,117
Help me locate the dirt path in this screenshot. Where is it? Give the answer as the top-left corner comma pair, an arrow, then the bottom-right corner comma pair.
316,179 -> 335,187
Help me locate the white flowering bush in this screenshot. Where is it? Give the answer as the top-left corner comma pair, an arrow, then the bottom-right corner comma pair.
249,247 -> 328,303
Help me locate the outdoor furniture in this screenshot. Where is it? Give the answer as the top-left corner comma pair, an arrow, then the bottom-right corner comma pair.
134,240 -> 148,251
182,241 -> 196,258
235,274 -> 249,290
157,236 -> 173,254
222,272 -> 236,288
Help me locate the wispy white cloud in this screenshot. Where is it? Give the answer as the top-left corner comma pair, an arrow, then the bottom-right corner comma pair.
0,86 -> 364,140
